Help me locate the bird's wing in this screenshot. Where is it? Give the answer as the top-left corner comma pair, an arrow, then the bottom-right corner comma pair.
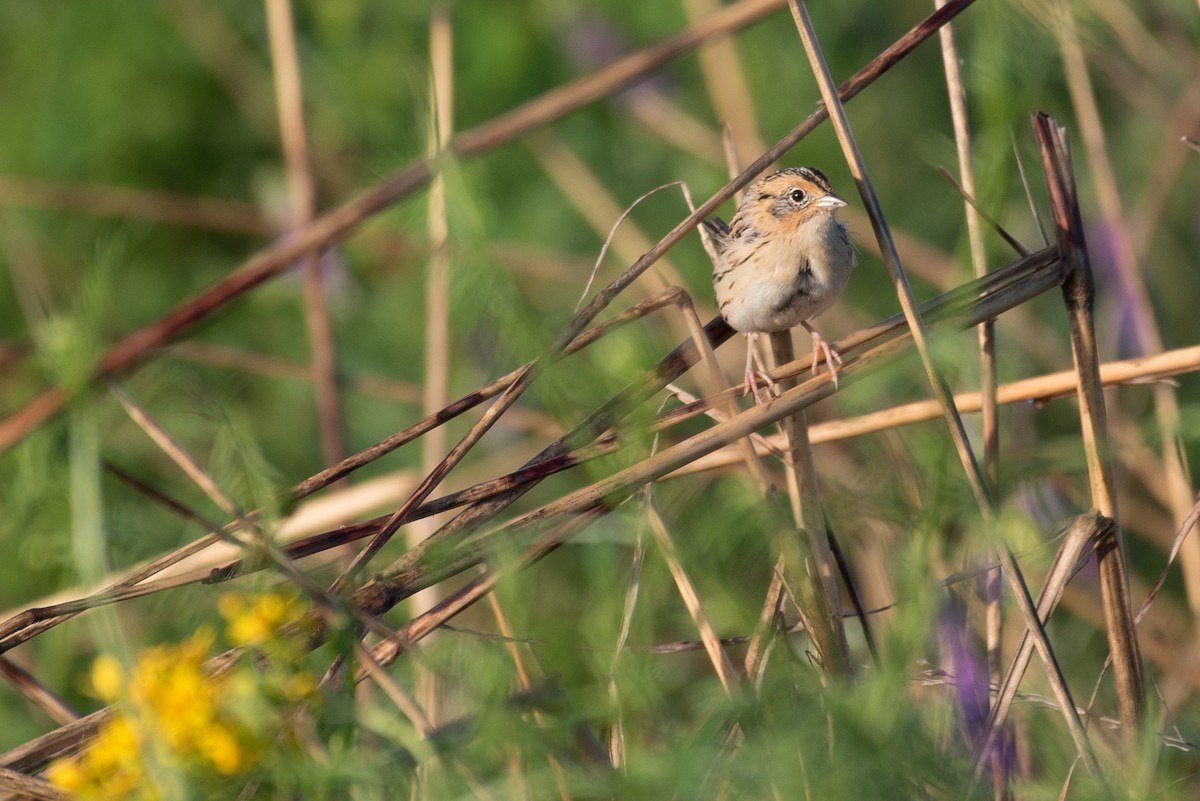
702,216 -> 730,242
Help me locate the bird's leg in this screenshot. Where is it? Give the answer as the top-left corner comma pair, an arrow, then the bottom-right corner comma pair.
743,333 -> 779,402
802,321 -> 844,388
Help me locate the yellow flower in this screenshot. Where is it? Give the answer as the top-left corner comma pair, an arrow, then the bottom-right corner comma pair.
221,590 -> 303,647
197,723 -> 247,775
45,758 -> 85,791
284,671 -> 317,701
49,608 -> 324,797
90,654 -> 124,702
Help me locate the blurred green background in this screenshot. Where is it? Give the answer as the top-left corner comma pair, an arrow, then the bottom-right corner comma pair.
1,0 -> 1198,796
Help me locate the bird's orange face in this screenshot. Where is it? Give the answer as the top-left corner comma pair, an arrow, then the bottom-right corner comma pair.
729,167 -> 846,240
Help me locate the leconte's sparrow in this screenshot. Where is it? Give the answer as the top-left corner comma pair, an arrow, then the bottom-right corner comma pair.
706,167 -> 855,399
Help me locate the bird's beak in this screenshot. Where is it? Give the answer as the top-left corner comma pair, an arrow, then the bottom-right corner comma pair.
816,195 -> 846,209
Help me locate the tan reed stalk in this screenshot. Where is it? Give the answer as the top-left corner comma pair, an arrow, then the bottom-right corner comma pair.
768,331 -> 851,677
645,500 -> 741,693
968,512 -> 1111,784
1033,111 -> 1145,731
0,764 -> 62,801
408,2 -> 457,730
265,0 -> 345,471
676,343 -> 1200,475
934,0 -> 996,492
422,1 -> 454,487
931,24 -> 1009,790
0,175 -> 274,234
1054,2 -> 1200,625
0,657 -> 78,727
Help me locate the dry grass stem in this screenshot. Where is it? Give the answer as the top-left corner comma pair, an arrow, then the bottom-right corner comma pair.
0,765 -> 64,801
265,0 -> 345,470
645,500 -> 740,694
788,0 -> 990,516
768,330 -> 852,677
0,658 -> 78,727
1055,1 -> 1200,627
969,512 -> 1109,783
674,344 -> 1200,476
0,175 -> 274,234
1033,111 -> 1144,730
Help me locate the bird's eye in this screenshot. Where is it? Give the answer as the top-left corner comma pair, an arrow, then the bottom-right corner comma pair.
788,188 -> 807,204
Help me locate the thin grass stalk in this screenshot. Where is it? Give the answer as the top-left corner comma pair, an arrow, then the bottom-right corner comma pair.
743,567 -> 785,687
0,766 -> 63,801
824,526 -> 878,666
412,2 -> 456,729
967,513 -> 1108,786
932,13 -> 1007,792
606,506 -> 647,769
0,657 -> 78,727
352,642 -> 498,801
524,130 -> 688,295
0,175 -> 274,234
0,0 -> 787,454
678,343 -> 1200,475
934,0 -> 996,493
768,331 -> 851,677
265,0 -> 345,471
1054,2 -> 1200,624
681,0 -> 767,166
787,0 -> 991,516
423,2 -> 453,475
1032,111 -> 1145,731
645,500 -> 740,693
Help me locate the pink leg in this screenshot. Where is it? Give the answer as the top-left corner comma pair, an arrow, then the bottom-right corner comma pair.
742,333 -> 780,403
802,322 -> 844,388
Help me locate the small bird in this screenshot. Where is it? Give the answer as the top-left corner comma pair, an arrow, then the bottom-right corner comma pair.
706,167 -> 855,399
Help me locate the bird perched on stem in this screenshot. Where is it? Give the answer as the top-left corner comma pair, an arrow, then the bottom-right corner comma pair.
706,167 -> 855,400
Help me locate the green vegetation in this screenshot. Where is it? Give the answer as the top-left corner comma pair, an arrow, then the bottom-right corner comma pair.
1,1 -> 1198,798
